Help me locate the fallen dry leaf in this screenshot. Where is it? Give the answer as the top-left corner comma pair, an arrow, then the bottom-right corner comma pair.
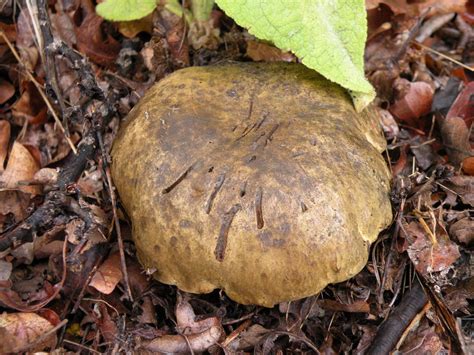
176,294 -> 222,335
413,0 -> 467,15
246,40 -> 295,62
57,243 -> 107,302
404,221 -> 460,276
94,302 -> 118,344
366,0 -> 467,17
365,13 -> 417,99
0,78 -> 15,104
15,8 -> 39,71
126,258 -> 151,295
464,1 -> 474,23
444,278 -> 474,313
367,2 -> 394,36
390,79 -> 434,124
411,136 -> 437,170
447,81 -> 474,127
449,218 -> 474,245
355,325 -> 378,354
10,240 -> 35,264
50,11 -> 77,47
0,0 -> 470,352
0,312 -> 57,353
11,80 -> 47,125
0,191 -> 31,223
0,120 -> 10,171
0,141 -> 41,195
431,77 -> 463,115
34,240 -> 64,259
89,251 -> 123,294
19,123 -> 81,166
140,294 -> 224,353
77,169 -> 103,196
462,157 -> 474,175
0,22 -> 16,43
226,324 -> 269,352
365,0 -> 406,12
445,175 -> 474,206
317,299 -> 370,313
65,207 -> 107,251
391,146 -> 409,177
440,116 -> 472,167
56,59 -> 82,105
33,167 -> 59,186
65,218 -> 84,245
141,326 -> 223,353
125,258 -> 156,324
398,321 -> 443,354
378,108 -> 400,140
74,0 -> 120,66
0,260 -> 12,281
445,290 -> 471,314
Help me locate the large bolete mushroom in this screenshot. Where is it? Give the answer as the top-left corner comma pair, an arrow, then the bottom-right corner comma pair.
111,62 -> 392,307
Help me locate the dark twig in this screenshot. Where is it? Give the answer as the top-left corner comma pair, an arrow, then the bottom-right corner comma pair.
37,0 -> 111,120
53,42 -> 107,103
57,132 -> 98,190
367,280 -> 428,355
36,0 -> 68,133
0,0 -> 115,252
0,191 -> 70,251
0,129 -> 101,251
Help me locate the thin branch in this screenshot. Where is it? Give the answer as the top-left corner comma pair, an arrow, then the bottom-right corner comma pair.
0,191 -> 70,251
35,0 -> 69,133
367,281 -> 428,355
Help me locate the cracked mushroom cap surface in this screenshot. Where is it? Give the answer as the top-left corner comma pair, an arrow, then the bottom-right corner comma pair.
111,62 -> 392,307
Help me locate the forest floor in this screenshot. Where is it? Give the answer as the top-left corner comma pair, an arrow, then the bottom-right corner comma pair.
0,0 -> 473,353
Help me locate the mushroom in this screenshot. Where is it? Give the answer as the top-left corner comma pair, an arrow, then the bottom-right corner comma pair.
111,62 -> 392,307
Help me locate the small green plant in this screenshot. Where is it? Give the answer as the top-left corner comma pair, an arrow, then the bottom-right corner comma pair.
95,0 -> 215,25
96,0 -> 375,111
96,0 -> 157,22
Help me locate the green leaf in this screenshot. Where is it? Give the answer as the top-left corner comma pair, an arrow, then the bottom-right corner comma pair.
215,0 -> 375,111
96,0 -> 157,22
165,0 -> 193,23
191,0 -> 215,21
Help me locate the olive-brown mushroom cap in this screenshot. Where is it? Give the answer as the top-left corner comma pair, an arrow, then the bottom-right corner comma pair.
111,62 -> 392,307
